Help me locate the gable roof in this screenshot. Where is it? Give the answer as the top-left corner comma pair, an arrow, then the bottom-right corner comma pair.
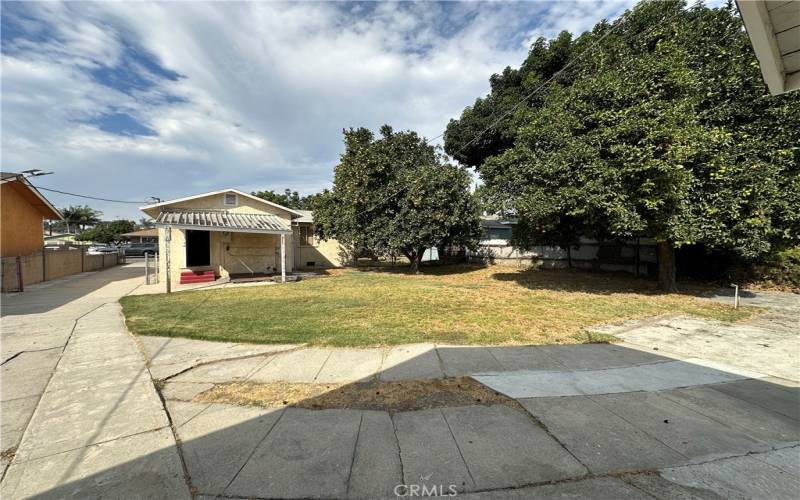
0,171 -> 63,220
139,188 -> 304,217
293,209 -> 314,224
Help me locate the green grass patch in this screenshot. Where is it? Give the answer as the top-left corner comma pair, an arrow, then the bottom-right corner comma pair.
120,266 -> 754,347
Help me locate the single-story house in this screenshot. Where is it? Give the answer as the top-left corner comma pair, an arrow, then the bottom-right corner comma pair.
1,172 -> 63,257
121,228 -> 158,244
140,189 -> 343,286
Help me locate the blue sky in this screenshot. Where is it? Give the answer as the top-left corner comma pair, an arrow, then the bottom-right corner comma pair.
1,0 -> 642,220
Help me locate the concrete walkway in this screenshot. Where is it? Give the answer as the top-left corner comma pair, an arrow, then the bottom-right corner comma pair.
140,289 -> 799,499
2,268 -> 798,499
0,264 -> 190,499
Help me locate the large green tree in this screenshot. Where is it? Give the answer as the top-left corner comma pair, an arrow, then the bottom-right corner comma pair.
445,0 -> 800,291
76,220 -> 136,245
314,125 -> 481,272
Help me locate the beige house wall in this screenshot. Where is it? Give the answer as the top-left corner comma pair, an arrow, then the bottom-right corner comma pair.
293,224 -> 344,269
154,192 -> 297,285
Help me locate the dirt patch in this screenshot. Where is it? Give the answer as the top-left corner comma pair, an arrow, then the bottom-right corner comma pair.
1,447 -> 16,462
193,376 -> 522,412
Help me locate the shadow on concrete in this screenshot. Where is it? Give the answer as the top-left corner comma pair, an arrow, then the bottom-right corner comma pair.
0,265 -> 143,316
15,341 -> 799,499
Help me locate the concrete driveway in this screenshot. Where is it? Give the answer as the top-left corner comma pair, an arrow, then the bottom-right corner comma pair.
1,263 -> 191,499
1,265 -> 798,499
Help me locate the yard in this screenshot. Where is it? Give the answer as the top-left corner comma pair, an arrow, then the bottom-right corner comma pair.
120,266 -> 752,347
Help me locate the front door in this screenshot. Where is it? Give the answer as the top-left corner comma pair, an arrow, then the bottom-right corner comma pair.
186,230 -> 210,267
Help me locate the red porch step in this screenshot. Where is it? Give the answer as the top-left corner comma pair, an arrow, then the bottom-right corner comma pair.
180,270 -> 216,284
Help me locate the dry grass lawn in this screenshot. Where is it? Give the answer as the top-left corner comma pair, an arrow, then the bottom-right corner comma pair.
194,377 -> 521,412
120,265 -> 752,346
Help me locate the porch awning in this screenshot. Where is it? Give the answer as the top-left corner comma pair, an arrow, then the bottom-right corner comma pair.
155,209 -> 292,234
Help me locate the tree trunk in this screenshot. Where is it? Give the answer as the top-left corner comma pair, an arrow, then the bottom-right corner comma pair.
408,248 -> 424,274
657,240 -> 677,292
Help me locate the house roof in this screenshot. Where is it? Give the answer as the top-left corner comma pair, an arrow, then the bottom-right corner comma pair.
155,209 -> 292,234
737,0 -> 800,95
293,210 -> 314,223
121,228 -> 158,238
140,188 -> 304,217
0,171 -> 63,220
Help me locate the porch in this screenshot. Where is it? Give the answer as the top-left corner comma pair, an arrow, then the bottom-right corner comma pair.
155,209 -> 294,286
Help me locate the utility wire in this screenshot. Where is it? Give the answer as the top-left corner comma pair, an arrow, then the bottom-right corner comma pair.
32,186 -> 153,204
352,2 -> 653,218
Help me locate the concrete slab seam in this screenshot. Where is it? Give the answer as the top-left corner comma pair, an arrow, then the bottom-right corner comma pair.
243,355 -> 277,382
516,403 -> 593,475
8,425 -> 172,465
344,412 -> 364,498
439,408 -> 477,489
389,412 -> 406,486
221,407 -> 287,495
432,346 -> 447,375
158,346 -> 306,383
472,358 -> 675,378
748,445 -> 800,478
0,346 -> 63,367
657,390 -> 774,448
1,301 -> 108,483
706,382 -> 800,422
312,350 -> 334,382
151,373 -> 198,496
585,394 -> 692,462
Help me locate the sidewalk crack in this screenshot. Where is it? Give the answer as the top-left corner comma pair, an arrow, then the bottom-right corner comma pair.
344,412 -> 364,497
439,408 -> 476,490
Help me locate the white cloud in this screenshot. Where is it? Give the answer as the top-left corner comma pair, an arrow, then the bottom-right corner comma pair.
2,1 -> 635,219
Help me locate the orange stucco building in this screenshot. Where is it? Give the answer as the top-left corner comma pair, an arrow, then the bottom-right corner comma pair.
1,172 -> 63,257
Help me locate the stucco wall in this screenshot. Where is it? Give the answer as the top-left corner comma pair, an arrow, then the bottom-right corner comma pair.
0,182 -> 46,257
1,247 -> 119,292
293,225 -> 344,269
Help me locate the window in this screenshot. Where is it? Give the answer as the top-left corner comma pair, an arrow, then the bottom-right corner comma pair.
299,225 -> 314,246
484,227 -> 512,241
306,261 -> 316,267
224,193 -> 237,206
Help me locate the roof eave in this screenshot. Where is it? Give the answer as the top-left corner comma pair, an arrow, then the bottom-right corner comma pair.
737,0 -> 789,95
154,223 -> 292,235
139,188 -> 304,217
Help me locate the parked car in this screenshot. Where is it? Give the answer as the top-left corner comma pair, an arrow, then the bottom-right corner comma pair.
123,243 -> 158,256
87,245 -> 118,255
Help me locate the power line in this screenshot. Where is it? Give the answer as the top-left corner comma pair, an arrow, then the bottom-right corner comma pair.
32,186 -> 154,205
353,2 -> 654,218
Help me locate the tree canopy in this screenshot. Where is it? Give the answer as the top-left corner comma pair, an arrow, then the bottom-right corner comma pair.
444,0 -> 800,290
314,125 -> 481,272
252,188 -> 322,210
76,220 -> 136,245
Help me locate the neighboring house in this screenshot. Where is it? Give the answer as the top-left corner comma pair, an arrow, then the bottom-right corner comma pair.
737,0 -> 799,95
121,228 -> 158,244
1,172 -> 63,257
140,189 -> 343,286
43,233 -> 87,246
471,216 -> 656,275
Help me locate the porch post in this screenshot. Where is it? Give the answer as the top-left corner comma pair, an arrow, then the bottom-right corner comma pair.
280,233 -> 286,283
165,226 -> 172,294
